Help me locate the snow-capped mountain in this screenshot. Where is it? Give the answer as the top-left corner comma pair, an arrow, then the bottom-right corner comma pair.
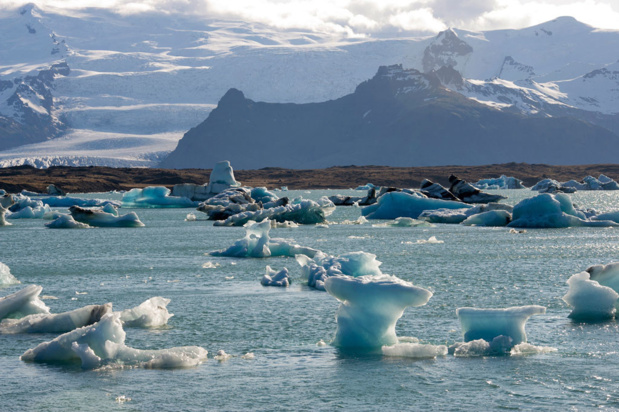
0,5 -> 618,168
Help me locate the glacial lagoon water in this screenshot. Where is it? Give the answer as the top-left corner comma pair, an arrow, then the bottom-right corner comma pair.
3,189 -> 619,410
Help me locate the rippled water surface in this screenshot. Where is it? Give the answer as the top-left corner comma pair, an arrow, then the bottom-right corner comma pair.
2,189 -> 619,411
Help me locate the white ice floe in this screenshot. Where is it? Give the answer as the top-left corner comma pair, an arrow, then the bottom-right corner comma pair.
0,303 -> 112,334
325,274 -> 433,349
261,266 -> 291,287
473,176 -> 525,190
21,313 -> 207,369
382,341 -> 448,359
562,272 -> 618,320
118,297 -> 173,328
0,262 -> 20,287
70,206 -> 145,227
45,214 -> 91,229
210,219 -> 319,258
0,285 -> 50,320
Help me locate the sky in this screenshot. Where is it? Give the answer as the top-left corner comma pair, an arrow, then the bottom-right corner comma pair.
1,0 -> 619,35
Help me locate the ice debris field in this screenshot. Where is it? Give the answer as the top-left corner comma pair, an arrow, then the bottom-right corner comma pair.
4,163 -> 619,409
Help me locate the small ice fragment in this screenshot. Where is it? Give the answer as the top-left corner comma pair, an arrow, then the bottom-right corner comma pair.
202,262 -> 220,269
241,352 -> 255,360
214,350 -> 232,362
316,339 -> 327,347
116,395 -> 132,404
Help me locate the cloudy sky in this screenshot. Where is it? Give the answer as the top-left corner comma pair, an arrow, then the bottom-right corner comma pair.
3,0 -> 619,34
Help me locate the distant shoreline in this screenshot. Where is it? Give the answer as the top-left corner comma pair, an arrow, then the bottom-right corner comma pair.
1,163 -> 619,194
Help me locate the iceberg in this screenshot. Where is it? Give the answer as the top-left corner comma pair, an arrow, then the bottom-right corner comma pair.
0,194 -> 14,226
196,187 -> 280,221
118,297 -> 173,328
419,202 -> 512,224
508,193 -> 618,228
362,191 -> 471,220
473,175 -> 525,190
562,272 -> 618,320
530,179 -> 577,193
325,274 -> 433,349
0,285 -> 50,320
456,305 -> 546,346
448,175 -> 507,203
419,179 -> 460,201
0,303 -> 112,334
586,262 -> 619,296
7,204 -> 52,219
381,341 -> 448,359
296,251 -> 383,291
122,186 -> 197,208
20,313 -> 208,369
562,175 -> 619,191
213,198 -> 333,226
42,197 -> 121,208
449,337 -> 555,357
371,217 -> 434,228
70,206 -> 145,228
260,266 -> 291,287
0,262 -> 20,287
210,219 -> 319,258
45,214 -> 91,229
329,187 -> 378,206
461,210 -> 511,227
172,160 -> 242,201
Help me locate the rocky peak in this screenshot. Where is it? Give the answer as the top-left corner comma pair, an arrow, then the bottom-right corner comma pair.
422,28 -> 473,74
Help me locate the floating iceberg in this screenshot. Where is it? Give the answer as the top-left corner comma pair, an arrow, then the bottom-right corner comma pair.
586,262 -> 619,294
196,187 -> 281,221
355,183 -> 376,191
449,337 -> 556,357
7,204 -> 52,219
261,266 -> 291,287
0,194 -> 15,226
461,210 -> 511,227
42,197 -> 120,208
362,191 -> 471,220
419,202 -> 512,224
122,186 -> 197,208
456,305 -> 546,346
448,175 -> 507,203
371,217 -> 434,228
325,274 -> 433,349
419,179 -> 460,201
329,187 -> 378,206
562,175 -> 619,191
45,214 -> 91,229
530,179 -> 577,193
0,262 -> 19,287
70,206 -> 145,228
473,176 -> 525,190
20,313 -> 208,369
210,219 -> 319,258
508,193 -> 617,228
0,303 -> 112,334
172,160 -> 242,201
119,297 -> 173,328
213,198 -> 334,226
562,272 -> 618,320
0,285 -> 50,320
296,251 -> 383,291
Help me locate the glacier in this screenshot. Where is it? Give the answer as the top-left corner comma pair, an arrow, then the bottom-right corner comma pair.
325,274 -> 433,350
20,313 -> 208,369
562,272 -> 618,321
210,219 -> 319,258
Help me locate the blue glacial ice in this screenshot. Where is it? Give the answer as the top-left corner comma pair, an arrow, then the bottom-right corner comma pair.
0,262 -> 20,287
0,303 -> 112,334
531,179 -> 577,193
213,197 -> 334,226
455,305 -> 546,348
45,214 -> 91,229
562,175 -> 619,191
119,297 -> 173,328
42,196 -> 121,208
562,272 -> 618,320
371,217 -> 434,228
420,203 -> 512,224
0,285 -> 50,320
210,219 -> 319,258
172,160 -> 242,201
70,206 -> 145,228
324,274 -> 433,349
7,204 -> 52,219
448,175 -> 508,203
362,191 -> 471,220
473,175 -> 526,190
261,266 -> 291,287
296,251 -> 383,291
508,193 -> 618,228
122,186 -> 197,208
20,313 -> 208,369
461,210 -> 512,227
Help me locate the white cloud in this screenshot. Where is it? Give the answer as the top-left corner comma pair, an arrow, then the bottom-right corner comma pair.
2,0 -> 618,34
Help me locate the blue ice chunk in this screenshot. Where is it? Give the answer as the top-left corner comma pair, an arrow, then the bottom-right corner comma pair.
250,187 -> 279,204
261,266 -> 291,287
122,186 -> 197,208
296,251 -> 383,290
362,191 -> 471,220
325,274 -> 432,349
473,175 -> 525,190
461,210 -> 511,226
42,197 -> 120,208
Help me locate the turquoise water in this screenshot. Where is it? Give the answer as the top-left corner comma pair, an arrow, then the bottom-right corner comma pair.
2,189 -> 619,411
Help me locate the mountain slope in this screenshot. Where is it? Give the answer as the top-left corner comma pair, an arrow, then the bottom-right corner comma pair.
160,65 -> 619,169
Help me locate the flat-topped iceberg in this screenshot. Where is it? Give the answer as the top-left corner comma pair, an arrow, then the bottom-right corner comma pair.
0,262 -> 20,287
562,272 -> 618,320
21,313 -> 208,369
508,193 -> 618,228
473,175 -> 525,190
261,266 -> 291,287
122,186 -> 197,208
70,206 -> 145,228
119,297 -> 173,328
210,219 -> 319,258
0,285 -> 50,320
362,191 -> 471,220
296,251 -> 383,291
456,305 -> 546,346
325,274 -> 433,349
0,303 -> 112,334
